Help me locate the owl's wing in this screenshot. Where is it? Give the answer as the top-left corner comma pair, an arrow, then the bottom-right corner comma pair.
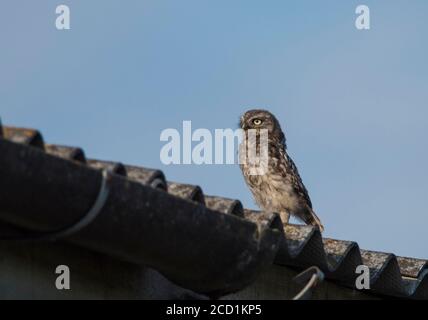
285,155 -> 313,209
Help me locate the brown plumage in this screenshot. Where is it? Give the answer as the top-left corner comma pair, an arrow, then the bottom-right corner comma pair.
239,109 -> 324,232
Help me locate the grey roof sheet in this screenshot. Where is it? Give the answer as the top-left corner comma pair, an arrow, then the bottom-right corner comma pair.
0,121 -> 427,299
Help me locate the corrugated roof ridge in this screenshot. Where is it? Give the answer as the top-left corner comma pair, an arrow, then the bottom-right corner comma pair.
275,224 -> 428,298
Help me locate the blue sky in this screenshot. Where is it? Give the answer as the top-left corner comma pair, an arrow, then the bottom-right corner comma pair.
1,1 -> 427,258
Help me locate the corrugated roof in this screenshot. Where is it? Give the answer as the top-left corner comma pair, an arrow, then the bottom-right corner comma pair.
0,121 -> 427,299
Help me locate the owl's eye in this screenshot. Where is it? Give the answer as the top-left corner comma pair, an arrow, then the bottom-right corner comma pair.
252,118 -> 262,126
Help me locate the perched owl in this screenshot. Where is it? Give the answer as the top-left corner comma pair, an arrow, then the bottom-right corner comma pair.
239,109 -> 324,232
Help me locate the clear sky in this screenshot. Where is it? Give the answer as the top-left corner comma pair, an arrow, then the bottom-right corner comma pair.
1,1 -> 427,258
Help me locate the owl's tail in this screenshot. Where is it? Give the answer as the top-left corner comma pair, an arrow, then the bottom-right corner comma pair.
301,205 -> 325,233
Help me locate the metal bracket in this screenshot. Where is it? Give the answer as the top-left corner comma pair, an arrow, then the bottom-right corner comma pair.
292,266 -> 325,300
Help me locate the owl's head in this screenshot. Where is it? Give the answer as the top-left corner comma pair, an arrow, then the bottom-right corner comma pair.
239,109 -> 285,144
239,109 -> 280,130
240,109 -> 286,144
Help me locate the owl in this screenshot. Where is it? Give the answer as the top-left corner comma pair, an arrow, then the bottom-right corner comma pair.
239,109 -> 324,232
